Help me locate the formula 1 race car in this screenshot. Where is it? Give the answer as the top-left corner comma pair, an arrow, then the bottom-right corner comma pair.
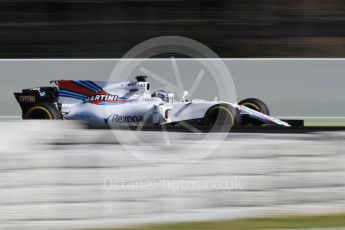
14,76 -> 292,129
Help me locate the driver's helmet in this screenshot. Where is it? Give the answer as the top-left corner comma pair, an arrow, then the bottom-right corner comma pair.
152,89 -> 169,102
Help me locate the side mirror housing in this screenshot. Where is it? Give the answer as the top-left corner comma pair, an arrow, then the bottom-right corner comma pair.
168,93 -> 174,103
181,91 -> 189,102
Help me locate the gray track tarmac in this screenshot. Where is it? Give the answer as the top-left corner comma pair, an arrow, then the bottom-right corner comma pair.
0,121 -> 345,229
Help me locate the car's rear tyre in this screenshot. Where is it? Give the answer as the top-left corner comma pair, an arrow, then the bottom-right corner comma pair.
238,98 -> 270,115
203,105 -> 240,131
23,103 -> 62,120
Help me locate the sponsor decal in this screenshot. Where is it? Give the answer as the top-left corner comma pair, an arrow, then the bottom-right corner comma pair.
104,114 -> 144,124
73,113 -> 92,120
126,82 -> 146,88
19,95 -> 35,103
58,80 -> 128,105
83,94 -> 120,104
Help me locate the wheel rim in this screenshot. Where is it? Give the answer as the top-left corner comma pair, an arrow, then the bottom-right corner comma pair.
25,106 -> 53,119
207,107 -> 234,127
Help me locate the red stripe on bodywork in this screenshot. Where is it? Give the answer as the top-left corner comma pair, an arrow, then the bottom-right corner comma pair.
58,80 -> 96,97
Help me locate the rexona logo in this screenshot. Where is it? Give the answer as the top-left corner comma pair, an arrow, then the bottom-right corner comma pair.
84,94 -> 120,104
105,114 -> 144,124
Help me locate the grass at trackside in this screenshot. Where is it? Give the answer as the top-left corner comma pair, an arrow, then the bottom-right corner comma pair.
304,121 -> 345,127
88,213 -> 345,230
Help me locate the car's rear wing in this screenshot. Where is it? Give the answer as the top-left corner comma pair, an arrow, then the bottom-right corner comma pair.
14,87 -> 60,117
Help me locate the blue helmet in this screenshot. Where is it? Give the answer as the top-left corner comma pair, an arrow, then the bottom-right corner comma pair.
152,89 -> 169,102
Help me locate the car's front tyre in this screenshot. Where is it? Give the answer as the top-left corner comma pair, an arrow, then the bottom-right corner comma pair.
203,105 -> 241,131
238,98 -> 270,115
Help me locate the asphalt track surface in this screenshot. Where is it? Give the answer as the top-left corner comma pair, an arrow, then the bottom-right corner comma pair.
1,120 -> 345,230
3,116 -> 345,134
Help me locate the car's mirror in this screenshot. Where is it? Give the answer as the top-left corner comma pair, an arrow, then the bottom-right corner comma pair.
181,91 -> 189,102
168,93 -> 174,103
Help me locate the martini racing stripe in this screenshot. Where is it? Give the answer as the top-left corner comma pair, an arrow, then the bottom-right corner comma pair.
59,89 -> 87,98
59,95 -> 84,101
97,100 -> 129,105
59,93 -> 85,100
59,89 -> 87,100
74,80 -> 101,92
86,80 -> 103,91
59,80 -> 95,96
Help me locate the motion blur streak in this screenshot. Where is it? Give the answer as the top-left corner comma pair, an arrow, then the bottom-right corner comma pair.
1,0 -> 345,57
0,120 -> 344,229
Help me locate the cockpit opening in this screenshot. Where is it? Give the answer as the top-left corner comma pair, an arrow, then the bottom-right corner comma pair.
152,89 -> 169,102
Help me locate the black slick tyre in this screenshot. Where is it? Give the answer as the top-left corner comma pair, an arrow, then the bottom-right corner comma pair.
23,103 -> 62,120
238,98 -> 270,115
203,104 -> 240,131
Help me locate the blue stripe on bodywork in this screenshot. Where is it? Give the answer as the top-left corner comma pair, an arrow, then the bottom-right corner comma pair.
59,92 -> 84,99
59,90 -> 86,100
74,80 -> 100,92
59,89 -> 87,98
98,102 -> 127,105
86,81 -> 103,91
59,93 -> 85,100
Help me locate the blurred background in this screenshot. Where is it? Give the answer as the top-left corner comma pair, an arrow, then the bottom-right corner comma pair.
2,0 -> 345,57
4,59 -> 345,122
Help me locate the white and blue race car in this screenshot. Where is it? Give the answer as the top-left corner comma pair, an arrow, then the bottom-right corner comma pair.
14,76 -> 291,129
